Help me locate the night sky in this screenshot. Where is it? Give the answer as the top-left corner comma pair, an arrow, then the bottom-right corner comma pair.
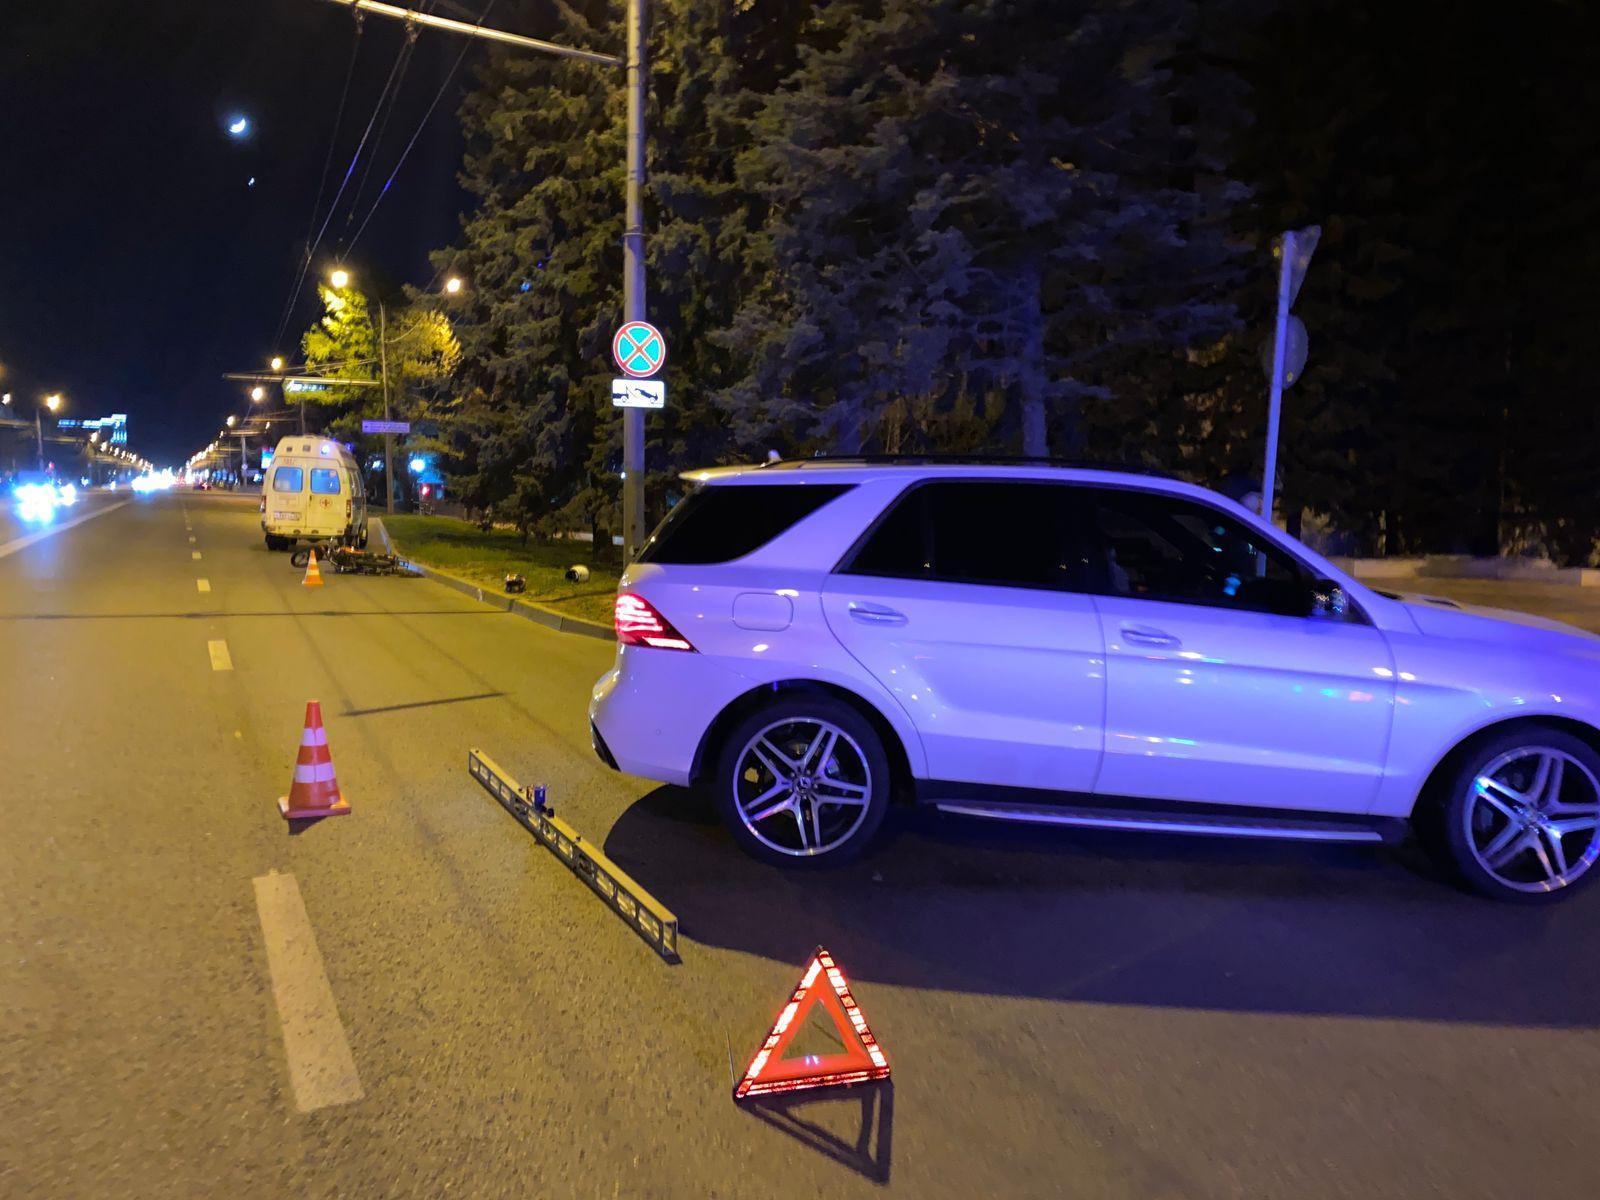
0,0 -> 488,466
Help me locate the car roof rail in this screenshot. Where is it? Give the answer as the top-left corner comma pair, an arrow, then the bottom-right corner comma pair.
754,453 -> 1178,479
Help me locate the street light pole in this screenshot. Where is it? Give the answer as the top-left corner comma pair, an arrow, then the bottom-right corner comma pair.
315,0 -> 646,556
1260,230 -> 1295,529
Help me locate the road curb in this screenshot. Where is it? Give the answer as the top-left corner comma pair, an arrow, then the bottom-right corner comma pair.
371,518 -> 614,642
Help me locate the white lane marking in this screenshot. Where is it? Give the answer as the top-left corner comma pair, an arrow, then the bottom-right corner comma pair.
196,578 -> 211,594
0,500 -> 131,561
192,550 -> 202,560
207,639 -> 232,671
188,536 -> 196,544
252,873 -> 365,1113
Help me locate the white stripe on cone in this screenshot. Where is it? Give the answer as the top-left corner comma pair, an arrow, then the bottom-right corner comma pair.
300,726 -> 328,747
294,762 -> 338,784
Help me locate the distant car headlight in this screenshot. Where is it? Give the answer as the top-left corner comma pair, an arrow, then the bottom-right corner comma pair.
13,484 -> 58,522
56,483 -> 77,505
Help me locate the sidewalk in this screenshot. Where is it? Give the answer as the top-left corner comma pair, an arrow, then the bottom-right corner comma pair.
1384,576 -> 1600,634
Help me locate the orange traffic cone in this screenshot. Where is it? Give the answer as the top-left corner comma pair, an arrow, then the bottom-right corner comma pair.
302,549 -> 324,588
278,701 -> 350,820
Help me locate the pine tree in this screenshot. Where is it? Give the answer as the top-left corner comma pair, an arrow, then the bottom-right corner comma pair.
720,0 -> 1249,459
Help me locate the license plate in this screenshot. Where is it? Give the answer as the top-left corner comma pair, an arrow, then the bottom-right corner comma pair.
273,511 -> 297,520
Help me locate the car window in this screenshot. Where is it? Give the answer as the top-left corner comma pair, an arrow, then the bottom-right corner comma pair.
842,481 -> 1092,591
1086,488 -> 1310,616
637,484 -> 853,564
310,468 -> 341,495
272,467 -> 304,492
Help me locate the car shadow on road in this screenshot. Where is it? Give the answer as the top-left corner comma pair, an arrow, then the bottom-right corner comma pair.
605,786 -> 1600,1028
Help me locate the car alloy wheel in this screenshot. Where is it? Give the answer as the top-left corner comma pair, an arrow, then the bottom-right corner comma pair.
731,717 -> 875,858
1463,746 -> 1600,894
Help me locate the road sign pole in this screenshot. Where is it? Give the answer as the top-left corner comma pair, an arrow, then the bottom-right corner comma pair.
1260,230 -> 1295,529
621,0 -> 648,562
380,301 -> 395,517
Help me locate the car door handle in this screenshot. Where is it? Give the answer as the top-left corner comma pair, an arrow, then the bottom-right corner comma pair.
848,602 -> 908,626
1120,624 -> 1181,649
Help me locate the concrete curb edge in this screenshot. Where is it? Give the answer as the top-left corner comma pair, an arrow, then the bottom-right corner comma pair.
371,518 -> 614,642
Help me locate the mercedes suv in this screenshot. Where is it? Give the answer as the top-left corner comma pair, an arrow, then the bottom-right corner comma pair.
589,459 -> 1600,902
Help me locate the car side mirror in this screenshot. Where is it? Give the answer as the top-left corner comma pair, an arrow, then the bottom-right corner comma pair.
1309,579 -> 1350,620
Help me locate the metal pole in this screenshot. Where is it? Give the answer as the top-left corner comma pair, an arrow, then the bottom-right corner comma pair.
320,0 -> 620,66
1260,230 -> 1296,528
621,0 -> 647,562
379,301 -> 395,516
35,408 -> 44,470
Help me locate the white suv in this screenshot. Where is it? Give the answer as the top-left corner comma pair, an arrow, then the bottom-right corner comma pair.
589,459 -> 1600,902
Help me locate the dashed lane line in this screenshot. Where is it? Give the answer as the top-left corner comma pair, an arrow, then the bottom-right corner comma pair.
207,639 -> 232,671
252,872 -> 365,1113
196,579 -> 211,594
192,550 -> 202,560
0,500 -> 131,561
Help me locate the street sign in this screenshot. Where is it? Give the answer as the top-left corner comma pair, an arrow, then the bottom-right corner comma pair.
1282,225 -> 1322,309
612,321 -> 666,378
1259,315 -> 1309,388
362,419 -> 411,434
611,378 -> 665,410
284,379 -> 332,395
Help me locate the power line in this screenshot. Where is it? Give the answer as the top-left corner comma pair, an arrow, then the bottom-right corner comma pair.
337,21 -> 423,253
270,11 -> 367,358
342,0 -> 499,262
269,16 -> 419,357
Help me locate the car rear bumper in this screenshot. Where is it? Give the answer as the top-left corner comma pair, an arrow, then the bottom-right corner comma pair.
588,647 -> 756,787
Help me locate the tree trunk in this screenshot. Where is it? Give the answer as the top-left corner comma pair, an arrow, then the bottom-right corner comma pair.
1017,263 -> 1048,456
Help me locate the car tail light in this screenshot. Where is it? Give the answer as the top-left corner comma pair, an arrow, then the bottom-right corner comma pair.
615,592 -> 695,651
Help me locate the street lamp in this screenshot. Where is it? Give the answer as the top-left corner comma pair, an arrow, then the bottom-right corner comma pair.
329,268 -> 350,289
270,356 -> 285,371
251,386 -> 266,402
226,415 -> 237,428
33,393 -> 63,468
445,276 -> 463,294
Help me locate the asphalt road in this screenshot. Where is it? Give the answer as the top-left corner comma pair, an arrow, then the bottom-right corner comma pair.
4,491 -> 1599,1199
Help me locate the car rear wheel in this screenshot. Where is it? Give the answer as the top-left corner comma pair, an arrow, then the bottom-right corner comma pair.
711,696 -> 890,867
1433,727 -> 1600,903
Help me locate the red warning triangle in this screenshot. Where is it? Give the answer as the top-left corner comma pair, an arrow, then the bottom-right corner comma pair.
734,947 -> 890,1100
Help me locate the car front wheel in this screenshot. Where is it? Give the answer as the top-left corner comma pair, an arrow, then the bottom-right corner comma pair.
1433,727 -> 1600,903
711,695 -> 891,867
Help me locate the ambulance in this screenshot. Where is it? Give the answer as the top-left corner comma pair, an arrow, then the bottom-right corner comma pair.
259,436 -> 369,551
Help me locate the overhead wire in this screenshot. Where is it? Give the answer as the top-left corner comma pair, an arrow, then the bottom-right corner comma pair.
336,22 -> 425,254
269,12 -> 421,359
342,0 -> 500,263
269,10 -> 367,359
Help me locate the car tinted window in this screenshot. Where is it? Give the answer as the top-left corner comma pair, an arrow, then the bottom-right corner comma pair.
310,468 -> 341,495
272,467 -> 304,492
637,484 -> 853,564
843,481 -> 1091,590
1087,488 -> 1310,615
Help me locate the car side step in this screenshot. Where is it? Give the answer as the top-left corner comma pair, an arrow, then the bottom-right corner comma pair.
932,800 -> 1393,844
